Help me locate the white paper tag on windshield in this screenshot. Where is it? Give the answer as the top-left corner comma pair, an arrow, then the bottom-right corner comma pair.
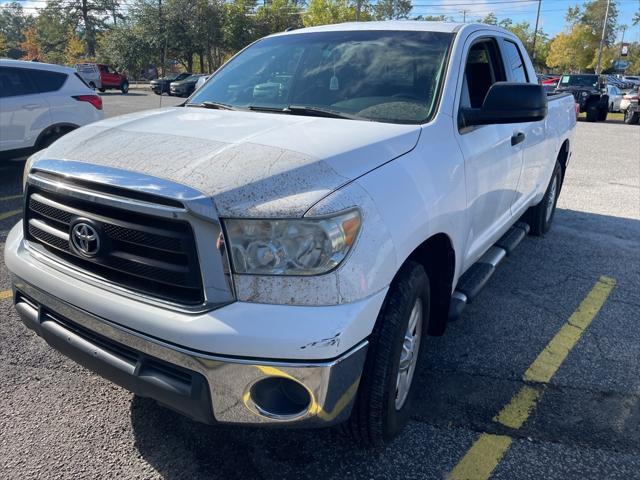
330,75 -> 339,91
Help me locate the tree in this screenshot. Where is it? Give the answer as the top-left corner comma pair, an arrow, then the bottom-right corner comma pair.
415,14 -> 450,21
481,12 -> 498,25
65,29 -> 87,64
546,24 -> 595,72
49,0 -> 119,56
19,27 -> 43,61
256,0 -> 303,38
0,2 -> 34,59
304,0 -> 371,27
374,0 -> 412,20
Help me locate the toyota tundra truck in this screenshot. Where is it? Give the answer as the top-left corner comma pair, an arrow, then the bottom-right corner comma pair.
5,22 -> 576,446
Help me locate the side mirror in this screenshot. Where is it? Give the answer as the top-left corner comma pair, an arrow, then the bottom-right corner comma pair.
459,82 -> 548,128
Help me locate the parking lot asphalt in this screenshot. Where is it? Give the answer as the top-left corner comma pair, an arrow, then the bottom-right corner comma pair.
1,92 -> 639,479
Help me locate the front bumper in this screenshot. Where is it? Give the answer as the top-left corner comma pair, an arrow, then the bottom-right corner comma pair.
12,278 -> 368,426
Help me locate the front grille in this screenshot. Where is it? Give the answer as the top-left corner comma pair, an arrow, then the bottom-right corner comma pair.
24,184 -> 204,305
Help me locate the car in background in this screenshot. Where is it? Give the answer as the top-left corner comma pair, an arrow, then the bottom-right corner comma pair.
76,63 -> 129,94
169,74 -> 206,97
0,59 -> 103,161
195,74 -> 210,91
150,72 -> 192,95
555,74 -> 609,122
606,84 -> 623,112
624,93 -> 639,124
621,86 -> 639,117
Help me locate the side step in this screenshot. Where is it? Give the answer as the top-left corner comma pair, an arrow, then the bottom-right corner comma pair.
448,222 -> 530,322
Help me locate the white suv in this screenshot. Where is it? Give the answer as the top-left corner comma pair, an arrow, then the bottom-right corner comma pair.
0,59 -> 104,161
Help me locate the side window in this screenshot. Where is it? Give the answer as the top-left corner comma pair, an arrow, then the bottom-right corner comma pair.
503,40 -> 529,83
0,67 -> 35,98
461,39 -> 506,109
28,69 -> 67,93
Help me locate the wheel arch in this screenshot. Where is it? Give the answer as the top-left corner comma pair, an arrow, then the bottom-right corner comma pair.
400,232 -> 456,337
35,123 -> 79,149
557,138 -> 570,183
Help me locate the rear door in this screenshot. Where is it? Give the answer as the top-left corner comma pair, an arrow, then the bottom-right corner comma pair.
0,66 -> 51,153
499,37 -> 547,215
454,35 -> 525,268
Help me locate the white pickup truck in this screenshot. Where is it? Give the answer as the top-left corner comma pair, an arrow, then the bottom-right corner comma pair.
6,21 -> 576,445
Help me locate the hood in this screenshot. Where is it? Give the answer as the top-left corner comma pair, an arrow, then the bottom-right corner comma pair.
42,107 -> 421,217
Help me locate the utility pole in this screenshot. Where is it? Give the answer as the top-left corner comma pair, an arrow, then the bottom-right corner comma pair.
595,0 -> 611,74
532,0 -> 542,60
460,9 -> 467,23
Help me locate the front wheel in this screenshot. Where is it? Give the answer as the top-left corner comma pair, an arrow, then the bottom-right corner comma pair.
121,81 -> 129,94
98,88 -> 106,93
586,104 -> 599,122
624,109 -> 639,125
598,107 -> 608,122
525,162 -> 562,236
345,261 -> 430,446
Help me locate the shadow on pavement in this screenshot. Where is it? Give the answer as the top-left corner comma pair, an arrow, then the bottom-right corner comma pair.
129,207 -> 639,479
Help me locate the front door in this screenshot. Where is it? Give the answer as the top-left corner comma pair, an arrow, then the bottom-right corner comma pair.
454,37 -> 524,268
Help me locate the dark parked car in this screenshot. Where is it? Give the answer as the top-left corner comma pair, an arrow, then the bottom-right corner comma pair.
555,74 -> 609,122
150,72 -> 192,95
169,74 -> 205,97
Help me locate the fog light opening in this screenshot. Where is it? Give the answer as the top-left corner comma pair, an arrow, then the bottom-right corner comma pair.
249,376 -> 311,420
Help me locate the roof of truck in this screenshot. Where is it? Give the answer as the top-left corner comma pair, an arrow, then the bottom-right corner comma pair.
274,21 -> 501,36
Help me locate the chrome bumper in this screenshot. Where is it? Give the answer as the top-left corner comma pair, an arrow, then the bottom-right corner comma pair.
12,276 -> 368,427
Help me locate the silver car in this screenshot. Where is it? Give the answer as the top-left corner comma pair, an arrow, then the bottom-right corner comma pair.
607,84 -> 623,112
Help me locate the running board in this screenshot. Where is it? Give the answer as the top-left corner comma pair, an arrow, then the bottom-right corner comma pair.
448,222 -> 530,321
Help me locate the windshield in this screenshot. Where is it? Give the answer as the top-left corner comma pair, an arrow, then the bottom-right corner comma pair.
189,30 -> 453,124
560,75 -> 599,87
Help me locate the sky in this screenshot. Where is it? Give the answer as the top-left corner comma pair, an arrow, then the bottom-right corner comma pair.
1,0 -> 639,42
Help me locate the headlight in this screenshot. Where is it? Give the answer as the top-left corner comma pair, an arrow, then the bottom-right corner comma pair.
223,209 -> 361,276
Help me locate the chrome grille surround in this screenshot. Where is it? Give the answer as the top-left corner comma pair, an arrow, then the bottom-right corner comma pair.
24,159 -> 235,313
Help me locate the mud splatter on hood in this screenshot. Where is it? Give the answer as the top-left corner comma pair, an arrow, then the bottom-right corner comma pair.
42,107 -> 421,217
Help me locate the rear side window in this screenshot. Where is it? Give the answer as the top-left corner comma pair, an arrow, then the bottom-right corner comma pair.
28,69 -> 68,93
503,40 -> 529,83
0,67 -> 35,97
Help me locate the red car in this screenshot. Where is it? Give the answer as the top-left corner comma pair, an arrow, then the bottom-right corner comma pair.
97,64 -> 129,93
76,63 -> 129,94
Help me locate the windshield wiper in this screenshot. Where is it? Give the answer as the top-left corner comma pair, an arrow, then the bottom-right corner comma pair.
188,101 -> 235,110
247,104 -> 357,120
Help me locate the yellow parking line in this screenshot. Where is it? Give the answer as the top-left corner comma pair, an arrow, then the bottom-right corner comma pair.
448,276 -> 616,480
0,209 -> 21,221
0,290 -> 12,300
0,194 -> 22,202
493,385 -> 541,430
524,276 -> 616,383
449,434 -> 512,480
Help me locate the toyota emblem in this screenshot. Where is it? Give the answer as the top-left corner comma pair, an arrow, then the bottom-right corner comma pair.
70,222 -> 101,257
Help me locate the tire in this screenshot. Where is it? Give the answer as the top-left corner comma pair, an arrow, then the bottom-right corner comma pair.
98,88 -> 106,93
525,161 -> 562,236
586,104 -> 599,122
36,126 -> 72,151
88,82 -> 96,89
624,109 -> 639,125
345,261 -> 430,446
598,107 -> 608,122
121,81 -> 129,94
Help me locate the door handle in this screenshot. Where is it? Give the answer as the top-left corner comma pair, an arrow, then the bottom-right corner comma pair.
23,104 -> 41,110
511,132 -> 526,146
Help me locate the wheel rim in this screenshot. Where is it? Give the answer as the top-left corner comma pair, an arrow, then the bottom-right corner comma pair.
395,297 -> 423,410
545,175 -> 558,223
